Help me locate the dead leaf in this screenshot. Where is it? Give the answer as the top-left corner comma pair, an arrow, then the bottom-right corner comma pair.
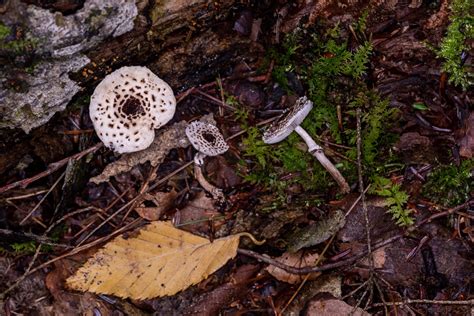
282,274 -> 342,315
305,293 -> 371,316
90,115 -> 215,184
458,112 -> 474,158
205,156 -> 242,188
177,191 -> 222,235
135,190 -> 178,221
265,251 -> 320,284
66,221 -> 242,299
182,264 -> 260,315
336,195 -> 397,243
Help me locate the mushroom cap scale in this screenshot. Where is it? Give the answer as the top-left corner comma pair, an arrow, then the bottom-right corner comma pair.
185,121 -> 229,157
262,96 -> 313,144
89,66 -> 176,153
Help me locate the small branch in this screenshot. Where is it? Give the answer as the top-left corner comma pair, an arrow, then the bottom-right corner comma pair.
0,142 -> 103,195
0,229 -> 72,248
20,172 -> 66,225
356,108 -> 374,269
371,299 -> 474,307
237,233 -> 399,275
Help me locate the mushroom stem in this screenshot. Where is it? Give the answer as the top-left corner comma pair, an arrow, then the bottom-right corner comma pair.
294,126 -> 350,193
193,161 -> 225,202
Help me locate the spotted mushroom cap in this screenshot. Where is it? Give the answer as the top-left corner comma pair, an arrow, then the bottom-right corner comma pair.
262,96 -> 313,144
89,66 -> 176,153
185,121 -> 229,156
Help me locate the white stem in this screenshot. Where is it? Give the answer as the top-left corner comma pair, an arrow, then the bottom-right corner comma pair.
294,126 -> 350,193
193,157 -> 225,202
194,152 -> 206,166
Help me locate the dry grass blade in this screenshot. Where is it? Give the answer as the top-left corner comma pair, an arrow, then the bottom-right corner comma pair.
66,221 -> 241,299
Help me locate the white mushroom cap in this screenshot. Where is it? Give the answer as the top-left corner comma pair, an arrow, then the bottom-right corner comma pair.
185,121 -> 229,156
262,96 -> 313,144
89,66 -> 176,153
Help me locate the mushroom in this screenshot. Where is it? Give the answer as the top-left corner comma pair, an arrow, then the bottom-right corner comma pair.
185,121 -> 229,201
89,66 -> 176,154
263,96 -> 350,193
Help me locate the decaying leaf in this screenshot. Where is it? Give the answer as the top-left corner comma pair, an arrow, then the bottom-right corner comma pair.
265,251 -> 320,284
66,221 -> 241,299
135,190 -> 178,221
177,191 -> 222,235
287,210 -> 345,252
458,112 -> 474,158
90,115 -> 215,184
305,294 -> 371,316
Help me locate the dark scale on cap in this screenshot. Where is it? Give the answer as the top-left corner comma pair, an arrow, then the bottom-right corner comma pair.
263,96 -> 313,144
185,121 -> 229,156
90,66 -> 176,153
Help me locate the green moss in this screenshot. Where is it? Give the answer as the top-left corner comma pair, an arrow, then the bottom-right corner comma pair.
423,159 -> 474,207
369,176 -> 414,226
10,241 -> 37,254
436,0 -> 473,89
0,22 -> 37,55
345,90 -> 399,167
0,22 -> 10,40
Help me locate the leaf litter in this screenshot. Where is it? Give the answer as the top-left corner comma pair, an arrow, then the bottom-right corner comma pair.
0,1 -> 473,314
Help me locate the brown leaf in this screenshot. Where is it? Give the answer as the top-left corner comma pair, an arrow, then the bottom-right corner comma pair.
205,156 -> 242,188
305,294 -> 371,316
182,264 -> 260,315
458,112 -> 474,158
265,251 -> 320,284
177,191 -> 222,235
135,190 -> 178,221
66,221 -> 242,299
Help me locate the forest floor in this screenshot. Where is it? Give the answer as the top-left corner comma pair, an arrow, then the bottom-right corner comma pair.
0,0 -> 473,315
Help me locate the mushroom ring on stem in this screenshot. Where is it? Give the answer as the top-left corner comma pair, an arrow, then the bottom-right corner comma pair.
89,66 -> 176,153
185,121 -> 229,201
262,96 -> 350,193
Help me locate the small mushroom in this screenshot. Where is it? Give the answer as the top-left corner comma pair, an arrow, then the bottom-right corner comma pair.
263,96 -> 350,193
185,121 -> 229,201
89,66 -> 176,153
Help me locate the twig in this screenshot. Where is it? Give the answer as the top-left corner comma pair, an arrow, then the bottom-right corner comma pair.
356,108 -> 374,269
194,89 -> 237,111
0,142 -> 103,194
0,229 -> 72,248
344,185 -> 371,217
237,234 -> 399,275
5,189 -> 49,201
411,200 -> 474,229
20,172 -> 66,225
370,299 -> 474,307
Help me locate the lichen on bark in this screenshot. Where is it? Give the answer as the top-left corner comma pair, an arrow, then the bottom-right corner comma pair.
0,0 -> 137,133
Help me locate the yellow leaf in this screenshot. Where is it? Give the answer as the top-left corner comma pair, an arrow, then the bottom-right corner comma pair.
66,221 -> 241,299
